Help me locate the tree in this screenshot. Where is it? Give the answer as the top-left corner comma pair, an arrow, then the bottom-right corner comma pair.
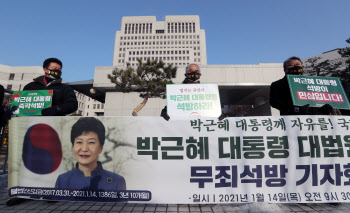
108,58 -> 177,115
336,37 -> 350,82
303,37 -> 350,81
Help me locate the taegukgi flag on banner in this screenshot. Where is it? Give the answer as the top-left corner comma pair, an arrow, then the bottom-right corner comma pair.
8,115 -> 350,203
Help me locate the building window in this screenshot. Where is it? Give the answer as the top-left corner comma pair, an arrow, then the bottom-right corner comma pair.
9,73 -> 15,80
7,85 -> 12,90
93,104 -> 96,109
156,30 -> 164,34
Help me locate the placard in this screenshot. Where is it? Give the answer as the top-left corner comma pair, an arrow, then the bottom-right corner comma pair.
8,116 -> 350,203
11,90 -> 53,116
287,75 -> 350,109
166,84 -> 221,118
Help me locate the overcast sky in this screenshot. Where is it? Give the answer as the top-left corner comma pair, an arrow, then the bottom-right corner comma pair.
0,0 -> 349,82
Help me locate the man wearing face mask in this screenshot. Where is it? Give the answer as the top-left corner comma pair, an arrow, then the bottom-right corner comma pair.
161,63 -> 202,120
270,56 -> 334,115
23,58 -> 78,116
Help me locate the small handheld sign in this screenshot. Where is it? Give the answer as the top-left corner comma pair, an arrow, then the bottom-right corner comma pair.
11,90 -> 53,116
287,75 -> 350,110
166,84 -> 222,118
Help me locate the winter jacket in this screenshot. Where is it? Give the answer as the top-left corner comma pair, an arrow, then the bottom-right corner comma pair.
23,76 -> 78,116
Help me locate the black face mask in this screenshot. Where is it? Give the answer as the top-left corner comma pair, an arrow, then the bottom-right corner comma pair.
186,72 -> 201,82
287,66 -> 303,75
48,69 -> 62,79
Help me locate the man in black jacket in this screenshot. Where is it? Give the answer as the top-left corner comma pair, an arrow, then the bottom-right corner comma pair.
23,58 -> 78,116
270,56 -> 334,115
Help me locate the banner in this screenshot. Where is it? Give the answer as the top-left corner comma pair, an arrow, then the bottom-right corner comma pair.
8,116 -> 350,203
287,75 -> 350,109
166,84 -> 221,118
11,90 -> 53,116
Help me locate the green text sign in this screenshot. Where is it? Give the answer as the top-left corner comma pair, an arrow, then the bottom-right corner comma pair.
287,75 -> 350,109
11,90 -> 53,116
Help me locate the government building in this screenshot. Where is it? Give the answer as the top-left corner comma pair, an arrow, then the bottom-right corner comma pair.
113,16 -> 207,67
93,15 -> 283,117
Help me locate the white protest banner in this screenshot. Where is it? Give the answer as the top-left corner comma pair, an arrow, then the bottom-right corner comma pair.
166,84 -> 221,118
7,116 -> 350,203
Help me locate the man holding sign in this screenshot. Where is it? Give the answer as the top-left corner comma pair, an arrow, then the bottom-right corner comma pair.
270,56 -> 336,115
161,63 -> 202,120
161,63 -> 227,120
23,58 -> 78,116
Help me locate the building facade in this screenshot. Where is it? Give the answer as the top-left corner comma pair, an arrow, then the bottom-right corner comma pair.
75,91 -> 104,116
113,16 -> 207,67
94,15 -> 283,116
0,64 -> 43,92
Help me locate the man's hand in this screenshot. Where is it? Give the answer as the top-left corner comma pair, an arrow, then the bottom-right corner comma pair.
41,106 -> 59,116
161,109 -> 170,121
218,113 -> 228,121
320,104 -> 333,115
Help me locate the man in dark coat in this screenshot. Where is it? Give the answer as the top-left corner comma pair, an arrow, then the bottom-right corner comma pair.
23,58 -> 78,116
270,56 -> 334,115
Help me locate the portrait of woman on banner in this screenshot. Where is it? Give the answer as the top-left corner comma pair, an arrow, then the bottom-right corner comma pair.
55,117 -> 126,191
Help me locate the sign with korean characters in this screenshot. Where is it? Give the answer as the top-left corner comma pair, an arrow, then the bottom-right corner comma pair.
8,116 -> 350,203
11,90 -> 53,116
166,84 -> 221,118
287,75 -> 350,109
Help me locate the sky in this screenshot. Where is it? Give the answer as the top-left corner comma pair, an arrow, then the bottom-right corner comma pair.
0,0 -> 349,82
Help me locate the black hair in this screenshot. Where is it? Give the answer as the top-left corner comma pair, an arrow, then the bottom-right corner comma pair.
70,117 -> 105,146
43,58 -> 63,69
283,56 -> 302,70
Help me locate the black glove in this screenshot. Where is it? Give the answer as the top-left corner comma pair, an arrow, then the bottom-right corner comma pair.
0,106 -> 18,127
294,104 -> 311,114
0,107 -> 5,127
41,106 -> 60,116
218,113 -> 228,121
320,104 -> 333,115
160,108 -> 170,121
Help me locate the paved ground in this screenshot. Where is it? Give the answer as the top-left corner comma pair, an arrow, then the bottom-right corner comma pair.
1,174 -> 350,212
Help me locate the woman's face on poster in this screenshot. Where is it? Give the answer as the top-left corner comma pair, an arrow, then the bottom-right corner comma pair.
73,131 -> 102,168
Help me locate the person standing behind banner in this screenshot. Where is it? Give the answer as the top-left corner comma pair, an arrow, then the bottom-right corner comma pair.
55,117 -> 126,191
23,58 -> 78,116
270,56 -> 334,115
161,63 -> 227,120
161,63 -> 201,121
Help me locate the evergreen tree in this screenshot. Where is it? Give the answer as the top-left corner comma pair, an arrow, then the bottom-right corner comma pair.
108,58 -> 177,115
335,37 -> 350,82
303,37 -> 350,82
